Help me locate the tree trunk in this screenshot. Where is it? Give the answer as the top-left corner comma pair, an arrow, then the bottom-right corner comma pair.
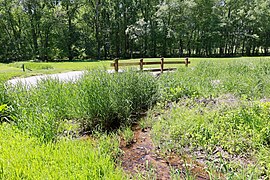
179,39 -> 183,57
29,15 -> 39,59
68,16 -> 73,60
95,0 -> 100,60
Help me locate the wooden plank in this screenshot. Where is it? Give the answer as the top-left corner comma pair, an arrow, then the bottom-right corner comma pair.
143,62 -> 161,65
143,68 -> 162,72
140,59 -> 144,71
114,59 -> 119,72
185,57 -> 189,67
111,60 -> 191,67
143,68 -> 177,72
161,57 -> 164,73
111,62 -> 140,66
164,61 -> 190,64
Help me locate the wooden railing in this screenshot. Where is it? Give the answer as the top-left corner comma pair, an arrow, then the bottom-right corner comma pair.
111,57 -> 190,73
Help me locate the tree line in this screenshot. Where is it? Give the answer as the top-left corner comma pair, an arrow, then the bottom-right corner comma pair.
0,0 -> 270,62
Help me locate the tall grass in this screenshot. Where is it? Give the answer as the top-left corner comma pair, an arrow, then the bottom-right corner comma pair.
0,123 -> 126,179
8,79 -> 75,142
77,70 -> 158,130
0,78 -> 7,105
159,60 -> 270,101
8,70 -> 158,141
0,78 -> 12,123
151,59 -> 270,178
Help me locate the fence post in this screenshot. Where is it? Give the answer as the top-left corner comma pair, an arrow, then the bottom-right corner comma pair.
114,58 -> 119,72
22,64 -> 25,72
161,57 -> 164,73
140,58 -> 144,71
185,57 -> 189,67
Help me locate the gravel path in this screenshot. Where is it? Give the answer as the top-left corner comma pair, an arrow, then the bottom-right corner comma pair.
7,71 -> 86,86
6,69 -> 163,86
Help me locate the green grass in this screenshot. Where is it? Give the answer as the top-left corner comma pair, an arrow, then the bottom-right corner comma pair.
2,57 -> 270,179
1,57 -> 270,80
0,61 -> 110,80
159,59 -> 270,100
7,70 -> 158,141
0,123 -> 126,180
151,101 -> 270,178
147,58 -> 270,178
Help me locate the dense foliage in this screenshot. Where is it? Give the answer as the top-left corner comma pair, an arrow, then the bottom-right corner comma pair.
1,0 -> 270,62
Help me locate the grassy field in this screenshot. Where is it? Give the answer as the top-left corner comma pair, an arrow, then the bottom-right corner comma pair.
1,57 -> 270,80
0,61 -> 110,80
1,57 -> 270,179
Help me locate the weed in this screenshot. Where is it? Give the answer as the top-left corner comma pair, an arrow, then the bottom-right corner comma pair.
151,99 -> 270,178
120,126 -> 134,146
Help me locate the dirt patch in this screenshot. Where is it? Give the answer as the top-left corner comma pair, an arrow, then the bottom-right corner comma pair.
120,125 -> 171,179
120,124 -> 212,179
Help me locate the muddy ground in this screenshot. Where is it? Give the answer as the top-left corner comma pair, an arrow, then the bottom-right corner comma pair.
120,124 -> 212,179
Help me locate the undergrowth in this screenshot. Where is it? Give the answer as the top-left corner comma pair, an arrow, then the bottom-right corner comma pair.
151,100 -> 270,178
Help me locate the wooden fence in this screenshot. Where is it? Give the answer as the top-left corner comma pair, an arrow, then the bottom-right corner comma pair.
111,57 -> 190,73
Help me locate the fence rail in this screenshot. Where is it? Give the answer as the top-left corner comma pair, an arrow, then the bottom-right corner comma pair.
111,57 -> 190,73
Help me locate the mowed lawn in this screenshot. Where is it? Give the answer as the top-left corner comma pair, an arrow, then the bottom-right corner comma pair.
1,57 -> 270,80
